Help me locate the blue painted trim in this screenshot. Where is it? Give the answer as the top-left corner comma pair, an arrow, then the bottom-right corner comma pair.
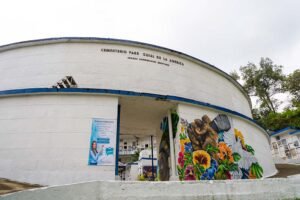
0,37 -> 251,107
0,87 -> 265,132
289,130 -> 300,135
115,104 -> 121,176
270,127 -> 295,136
139,157 -> 158,161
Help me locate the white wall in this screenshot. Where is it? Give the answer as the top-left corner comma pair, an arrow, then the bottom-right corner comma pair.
0,41 -> 251,117
176,103 -> 277,178
0,94 -> 118,185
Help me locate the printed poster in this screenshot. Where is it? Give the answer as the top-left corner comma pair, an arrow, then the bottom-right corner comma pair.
88,118 -> 116,166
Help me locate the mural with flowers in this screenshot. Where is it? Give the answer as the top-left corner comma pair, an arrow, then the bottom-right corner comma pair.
177,114 -> 263,181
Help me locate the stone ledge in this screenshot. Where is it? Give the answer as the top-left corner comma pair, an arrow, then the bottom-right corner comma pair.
1,178 -> 299,200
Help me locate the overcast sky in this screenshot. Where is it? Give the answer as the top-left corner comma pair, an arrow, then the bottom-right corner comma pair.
1,0 -> 299,75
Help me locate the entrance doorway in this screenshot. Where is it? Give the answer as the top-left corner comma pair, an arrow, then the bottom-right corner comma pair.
116,96 -> 177,181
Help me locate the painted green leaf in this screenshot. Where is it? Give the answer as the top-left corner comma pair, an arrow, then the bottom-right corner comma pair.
179,133 -> 187,140
171,112 -> 179,138
250,162 -> 263,178
205,144 -> 219,154
228,163 -> 238,172
232,152 -> 241,162
245,144 -> 255,155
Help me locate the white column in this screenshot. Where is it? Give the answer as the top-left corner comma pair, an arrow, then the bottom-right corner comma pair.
168,110 -> 177,180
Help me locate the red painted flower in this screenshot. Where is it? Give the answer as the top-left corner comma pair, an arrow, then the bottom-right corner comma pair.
184,165 -> 196,181
178,151 -> 184,168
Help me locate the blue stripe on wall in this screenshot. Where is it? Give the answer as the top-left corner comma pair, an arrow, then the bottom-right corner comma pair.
269,127 -> 294,136
0,87 -> 266,132
289,130 -> 300,135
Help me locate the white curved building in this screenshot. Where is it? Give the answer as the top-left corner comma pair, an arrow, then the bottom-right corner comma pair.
0,37 -> 277,185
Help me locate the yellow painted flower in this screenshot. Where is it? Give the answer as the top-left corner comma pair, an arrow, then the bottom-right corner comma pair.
181,126 -> 185,133
218,142 -> 234,163
180,138 -> 191,146
234,128 -> 245,148
192,150 -> 211,169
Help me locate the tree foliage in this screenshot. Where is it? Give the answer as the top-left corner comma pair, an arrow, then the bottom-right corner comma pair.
229,70 -> 240,81
239,57 -> 285,115
259,107 -> 300,130
234,57 -> 299,131
284,69 -> 300,107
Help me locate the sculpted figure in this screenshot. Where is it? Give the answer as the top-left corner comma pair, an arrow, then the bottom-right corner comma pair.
188,115 -> 226,151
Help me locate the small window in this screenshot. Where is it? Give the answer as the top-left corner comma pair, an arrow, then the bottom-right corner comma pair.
124,146 -> 127,150
276,136 -> 280,140
294,141 -> 299,147
145,144 -> 149,148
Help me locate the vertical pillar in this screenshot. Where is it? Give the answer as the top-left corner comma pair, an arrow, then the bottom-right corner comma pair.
115,104 -> 121,179
168,110 -> 176,180
151,135 -> 154,181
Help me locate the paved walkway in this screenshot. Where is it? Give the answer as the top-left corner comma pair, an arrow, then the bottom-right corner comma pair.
271,164 -> 300,178
0,178 -> 41,195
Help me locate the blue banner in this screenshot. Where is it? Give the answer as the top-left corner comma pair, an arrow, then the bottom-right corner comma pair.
88,118 -> 116,166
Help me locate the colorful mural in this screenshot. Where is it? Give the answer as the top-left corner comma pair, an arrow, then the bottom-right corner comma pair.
177,114 -> 263,181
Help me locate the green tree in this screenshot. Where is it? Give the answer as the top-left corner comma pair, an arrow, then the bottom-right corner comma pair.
229,70 -> 240,81
259,107 -> 300,130
284,69 -> 300,107
239,58 -> 285,115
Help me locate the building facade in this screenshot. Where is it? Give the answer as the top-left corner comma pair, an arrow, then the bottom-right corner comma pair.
0,37 -> 277,185
270,127 -> 300,164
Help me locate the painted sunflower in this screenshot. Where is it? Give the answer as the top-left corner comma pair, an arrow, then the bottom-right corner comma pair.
234,128 -> 245,148
192,150 -> 211,169
217,142 -> 234,163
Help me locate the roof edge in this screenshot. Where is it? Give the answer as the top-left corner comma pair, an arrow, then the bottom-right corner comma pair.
0,37 -> 252,110
270,126 -> 299,136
